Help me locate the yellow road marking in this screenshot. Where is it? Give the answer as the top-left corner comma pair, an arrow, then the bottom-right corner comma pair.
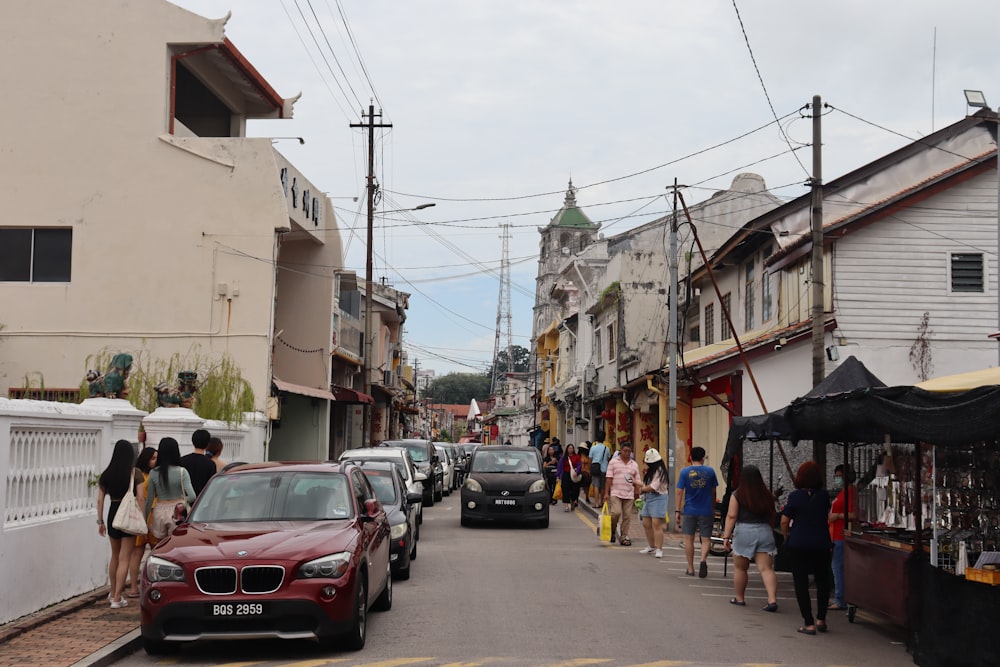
276,661 -> 348,666
217,663 -> 266,667
622,662 -> 694,667
577,511 -> 597,530
350,659 -> 434,667
537,660 -> 612,667
437,662 -> 493,667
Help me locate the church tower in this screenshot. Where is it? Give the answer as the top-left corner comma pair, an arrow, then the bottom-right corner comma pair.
532,180 -> 600,339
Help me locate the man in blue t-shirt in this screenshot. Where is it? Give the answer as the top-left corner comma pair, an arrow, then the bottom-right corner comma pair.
675,446 -> 718,578
588,440 -> 611,508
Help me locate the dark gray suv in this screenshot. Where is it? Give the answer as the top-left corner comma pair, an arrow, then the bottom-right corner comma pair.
378,439 -> 444,506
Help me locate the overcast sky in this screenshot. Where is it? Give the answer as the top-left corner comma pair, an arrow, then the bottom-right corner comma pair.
171,0 -> 1000,376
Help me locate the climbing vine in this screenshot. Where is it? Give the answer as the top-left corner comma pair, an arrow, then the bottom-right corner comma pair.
908,312 -> 934,381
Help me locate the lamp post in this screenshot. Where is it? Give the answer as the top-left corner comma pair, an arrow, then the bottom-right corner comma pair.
362,202 -> 436,447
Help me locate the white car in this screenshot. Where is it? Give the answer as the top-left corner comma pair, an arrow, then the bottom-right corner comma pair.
433,442 -> 456,494
339,447 -> 425,530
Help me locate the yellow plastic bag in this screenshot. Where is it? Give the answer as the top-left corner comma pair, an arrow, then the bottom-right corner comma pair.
599,502 -> 612,541
553,480 -> 563,501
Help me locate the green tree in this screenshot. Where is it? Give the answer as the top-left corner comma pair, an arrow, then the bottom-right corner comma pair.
489,344 -> 530,375
423,372 -> 491,404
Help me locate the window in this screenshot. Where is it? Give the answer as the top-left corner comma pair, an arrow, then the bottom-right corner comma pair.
0,228 -> 72,282
689,325 -> 700,344
606,322 -> 616,361
951,253 -> 984,292
721,293 -> 732,341
594,328 -> 602,365
744,260 -> 755,330
762,270 -> 773,322
705,304 -> 715,345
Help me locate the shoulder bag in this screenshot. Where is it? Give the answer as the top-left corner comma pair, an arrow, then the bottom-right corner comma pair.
112,473 -> 149,536
569,461 -> 583,483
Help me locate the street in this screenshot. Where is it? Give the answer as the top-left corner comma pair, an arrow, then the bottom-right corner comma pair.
115,492 -> 912,666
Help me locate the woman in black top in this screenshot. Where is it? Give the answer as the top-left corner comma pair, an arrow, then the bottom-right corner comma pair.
780,461 -> 833,635
722,465 -> 779,610
96,439 -> 141,608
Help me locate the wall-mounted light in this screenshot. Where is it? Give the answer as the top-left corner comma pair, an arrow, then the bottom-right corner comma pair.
964,90 -> 989,110
826,345 -> 840,362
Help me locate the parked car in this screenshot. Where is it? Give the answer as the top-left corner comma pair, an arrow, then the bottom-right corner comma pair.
461,446 -> 550,528
338,447 -> 424,529
435,442 -> 465,488
356,460 -> 420,580
378,439 -> 443,505
140,461 -> 392,654
433,442 -> 456,494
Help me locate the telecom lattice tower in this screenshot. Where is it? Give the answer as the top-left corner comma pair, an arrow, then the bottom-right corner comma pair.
491,224 -> 514,394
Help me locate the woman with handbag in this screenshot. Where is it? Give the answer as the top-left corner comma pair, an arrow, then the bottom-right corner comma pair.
145,438 -> 196,546
125,446 -> 157,597
558,444 -> 583,511
637,449 -> 670,557
96,439 -> 143,609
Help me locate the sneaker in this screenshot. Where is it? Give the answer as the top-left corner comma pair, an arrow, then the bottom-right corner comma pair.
638,546 -> 655,554
699,560 -> 708,578
110,597 -> 128,609
654,549 -> 663,558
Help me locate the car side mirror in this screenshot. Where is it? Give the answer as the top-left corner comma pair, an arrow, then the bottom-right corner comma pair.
414,471 -> 427,482
432,455 -> 440,464
406,492 -> 423,505
362,498 -> 381,520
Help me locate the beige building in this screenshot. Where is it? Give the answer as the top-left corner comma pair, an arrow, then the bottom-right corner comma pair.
0,1 -> 345,459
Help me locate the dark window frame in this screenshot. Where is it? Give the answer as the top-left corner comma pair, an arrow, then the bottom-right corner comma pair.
0,228 -> 72,283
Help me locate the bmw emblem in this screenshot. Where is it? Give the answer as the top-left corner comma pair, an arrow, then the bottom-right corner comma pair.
237,550 -> 249,557
501,490 -> 510,496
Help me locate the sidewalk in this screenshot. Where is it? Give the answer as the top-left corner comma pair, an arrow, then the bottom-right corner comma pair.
0,587 -> 141,667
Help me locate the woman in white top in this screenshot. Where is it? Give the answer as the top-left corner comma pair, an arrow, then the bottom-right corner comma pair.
145,438 -> 196,544
637,449 -> 670,557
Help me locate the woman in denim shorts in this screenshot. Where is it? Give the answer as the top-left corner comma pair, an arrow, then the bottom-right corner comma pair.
636,449 -> 670,557
721,465 -> 779,610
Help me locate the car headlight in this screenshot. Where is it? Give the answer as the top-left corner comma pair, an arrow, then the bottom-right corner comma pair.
298,552 -> 352,579
390,522 -> 408,539
464,478 -> 482,493
529,479 -> 547,494
145,556 -> 185,583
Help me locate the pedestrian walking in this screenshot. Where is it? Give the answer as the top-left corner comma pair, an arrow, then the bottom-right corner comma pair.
603,442 -> 639,546
780,461 -> 833,635
722,464 -> 779,610
126,446 -> 157,597
675,446 -> 718,577
205,436 -> 228,473
637,448 -> 669,557
578,443 -> 593,505
828,463 -> 857,611
146,437 -> 197,545
180,428 -> 217,495
542,444 -> 559,503
96,439 -> 143,608
559,444 -> 582,511
588,440 -> 610,508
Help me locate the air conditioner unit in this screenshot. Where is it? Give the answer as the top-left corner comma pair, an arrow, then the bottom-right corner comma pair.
383,370 -> 392,385
584,364 -> 597,384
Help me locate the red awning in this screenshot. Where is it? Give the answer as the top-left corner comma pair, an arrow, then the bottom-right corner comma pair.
272,377 -> 336,401
332,386 -> 374,404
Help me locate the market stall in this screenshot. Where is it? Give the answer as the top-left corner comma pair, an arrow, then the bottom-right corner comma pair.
785,382 -> 1000,667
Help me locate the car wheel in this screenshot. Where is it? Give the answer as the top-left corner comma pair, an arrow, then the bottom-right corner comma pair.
410,538 -> 417,560
343,576 -> 367,650
142,638 -> 178,655
538,515 -> 550,529
424,491 -> 435,507
417,506 -> 423,526
395,557 -> 411,581
461,514 -> 474,527
434,482 -> 443,502
373,563 -> 392,611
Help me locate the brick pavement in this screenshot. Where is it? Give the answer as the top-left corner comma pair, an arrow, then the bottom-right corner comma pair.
0,587 -> 140,667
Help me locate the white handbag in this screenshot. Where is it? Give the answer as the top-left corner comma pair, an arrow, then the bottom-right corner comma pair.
112,474 -> 148,536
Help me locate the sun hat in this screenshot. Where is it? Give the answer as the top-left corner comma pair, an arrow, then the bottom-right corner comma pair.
644,449 -> 662,464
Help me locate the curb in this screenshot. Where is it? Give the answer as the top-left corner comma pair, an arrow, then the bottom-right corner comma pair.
69,629 -> 142,667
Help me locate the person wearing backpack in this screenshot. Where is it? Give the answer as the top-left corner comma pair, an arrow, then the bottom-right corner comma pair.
588,440 -> 610,508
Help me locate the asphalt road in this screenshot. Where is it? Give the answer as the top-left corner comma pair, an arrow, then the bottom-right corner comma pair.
115,491 -> 913,666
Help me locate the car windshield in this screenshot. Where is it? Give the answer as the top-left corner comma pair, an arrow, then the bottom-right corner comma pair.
362,470 -> 398,505
190,471 -> 353,522
344,455 -> 409,480
402,444 -> 429,462
471,450 -> 540,474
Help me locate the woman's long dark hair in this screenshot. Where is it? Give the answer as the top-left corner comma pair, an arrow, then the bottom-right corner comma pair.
643,459 -> 668,486
156,437 -> 182,486
734,465 -> 775,521
99,439 -> 135,492
136,446 -> 157,474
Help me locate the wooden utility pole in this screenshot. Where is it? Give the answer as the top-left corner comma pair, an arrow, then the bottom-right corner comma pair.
351,103 -> 391,447
810,94 -> 826,466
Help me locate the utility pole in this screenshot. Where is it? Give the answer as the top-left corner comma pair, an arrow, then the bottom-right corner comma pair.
809,94 -> 826,465
668,179 -> 679,478
351,103 -> 391,447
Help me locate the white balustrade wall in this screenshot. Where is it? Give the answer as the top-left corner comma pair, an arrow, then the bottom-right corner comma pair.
0,399 -> 267,625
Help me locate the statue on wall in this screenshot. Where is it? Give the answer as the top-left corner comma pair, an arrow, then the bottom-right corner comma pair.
86,353 -> 133,399
155,371 -> 198,409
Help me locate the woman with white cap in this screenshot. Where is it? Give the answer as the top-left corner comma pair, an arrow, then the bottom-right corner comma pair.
637,448 -> 670,557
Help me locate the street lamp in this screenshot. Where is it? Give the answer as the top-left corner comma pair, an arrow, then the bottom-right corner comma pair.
362,201 -> 437,446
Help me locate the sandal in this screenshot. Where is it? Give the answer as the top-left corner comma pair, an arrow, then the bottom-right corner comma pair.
797,626 -> 817,635
620,538 -> 632,546
729,598 -> 746,606
816,621 -> 828,633
125,591 -> 141,598
762,602 -> 778,612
